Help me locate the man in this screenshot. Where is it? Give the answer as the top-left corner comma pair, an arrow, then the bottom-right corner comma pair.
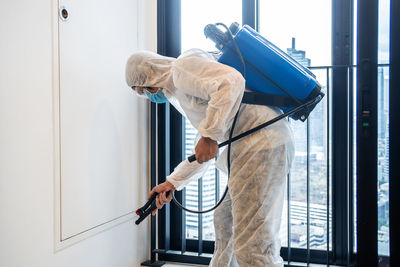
126,48 -> 294,267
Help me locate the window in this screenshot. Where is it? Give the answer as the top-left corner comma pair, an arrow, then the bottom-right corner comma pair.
181,0 -> 242,52
377,64 -> 389,256
184,120 -> 228,241
377,0 -> 390,256
147,0 -> 395,266
258,0 -> 332,252
181,0 -> 242,242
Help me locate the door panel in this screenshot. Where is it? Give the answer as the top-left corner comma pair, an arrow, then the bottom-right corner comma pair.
58,0 -> 141,239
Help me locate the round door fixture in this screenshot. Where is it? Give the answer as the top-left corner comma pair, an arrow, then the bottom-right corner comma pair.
59,6 -> 69,21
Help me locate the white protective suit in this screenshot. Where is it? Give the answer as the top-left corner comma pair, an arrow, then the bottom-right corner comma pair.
126,49 -> 294,267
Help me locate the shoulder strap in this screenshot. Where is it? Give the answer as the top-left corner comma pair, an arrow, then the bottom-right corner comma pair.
242,91 -> 299,107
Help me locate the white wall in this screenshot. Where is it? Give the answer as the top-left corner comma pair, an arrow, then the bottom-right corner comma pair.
0,0 -> 157,266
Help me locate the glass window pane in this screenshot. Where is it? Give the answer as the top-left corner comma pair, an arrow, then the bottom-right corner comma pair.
259,0 -> 332,250
377,66 -> 389,256
259,0 -> 332,66
181,0 -> 242,52
377,0 -> 390,257
202,162 -> 216,241
184,118 -> 228,241
181,0 -> 242,241
289,119 -> 307,249
378,0 -> 390,65
184,119 -> 199,239
287,73 -> 331,251
309,69 -> 331,250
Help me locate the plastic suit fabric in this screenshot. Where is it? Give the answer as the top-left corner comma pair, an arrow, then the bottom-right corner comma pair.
211,143 -> 294,267
125,49 -> 294,266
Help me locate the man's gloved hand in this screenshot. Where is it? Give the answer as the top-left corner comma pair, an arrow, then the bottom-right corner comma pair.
195,136 -> 218,164
148,181 -> 175,216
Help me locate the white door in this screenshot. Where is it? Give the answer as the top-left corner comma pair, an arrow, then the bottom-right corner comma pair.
56,0 -> 145,241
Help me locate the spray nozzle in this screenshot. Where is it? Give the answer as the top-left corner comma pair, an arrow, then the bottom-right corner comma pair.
204,22 -> 240,50
204,24 -> 228,50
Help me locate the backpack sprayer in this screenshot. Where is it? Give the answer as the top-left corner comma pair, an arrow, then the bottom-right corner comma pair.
135,22 -> 324,225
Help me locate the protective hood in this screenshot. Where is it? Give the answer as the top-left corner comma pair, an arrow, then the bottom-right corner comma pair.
125,51 -> 176,94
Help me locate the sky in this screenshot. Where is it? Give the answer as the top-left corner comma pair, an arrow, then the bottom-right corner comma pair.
181,0 -> 390,66
181,0 -> 331,66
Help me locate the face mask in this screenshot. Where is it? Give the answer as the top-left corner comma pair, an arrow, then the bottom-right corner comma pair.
145,89 -> 169,104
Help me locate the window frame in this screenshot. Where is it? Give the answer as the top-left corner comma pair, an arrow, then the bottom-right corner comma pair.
356,0 -> 379,265
146,0 -> 395,265
389,0 -> 400,265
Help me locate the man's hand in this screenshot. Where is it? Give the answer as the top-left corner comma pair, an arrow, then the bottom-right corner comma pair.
148,181 -> 175,216
195,136 -> 218,164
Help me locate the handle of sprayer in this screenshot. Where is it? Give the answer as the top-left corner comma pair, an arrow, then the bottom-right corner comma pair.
188,154 -> 197,163
187,142 -> 224,163
135,191 -> 171,225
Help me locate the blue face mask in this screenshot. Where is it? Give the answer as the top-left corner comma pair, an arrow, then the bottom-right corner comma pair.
145,89 -> 169,104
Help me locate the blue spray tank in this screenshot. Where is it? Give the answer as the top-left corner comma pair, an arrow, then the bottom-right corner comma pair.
204,22 -> 324,121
